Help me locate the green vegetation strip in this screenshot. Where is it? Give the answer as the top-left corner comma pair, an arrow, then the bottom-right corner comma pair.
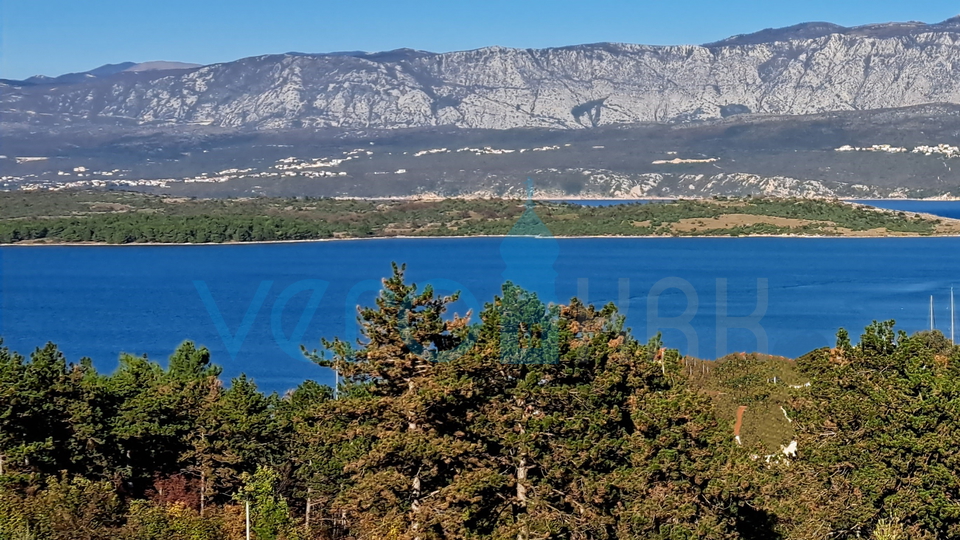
0,190 -> 941,243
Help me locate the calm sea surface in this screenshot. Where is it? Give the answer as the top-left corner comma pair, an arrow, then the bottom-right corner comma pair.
2,200 -> 960,393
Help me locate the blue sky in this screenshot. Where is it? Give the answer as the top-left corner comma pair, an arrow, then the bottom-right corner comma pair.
1,0 -> 958,80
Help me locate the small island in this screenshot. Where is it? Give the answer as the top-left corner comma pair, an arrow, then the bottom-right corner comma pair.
0,190 -> 957,244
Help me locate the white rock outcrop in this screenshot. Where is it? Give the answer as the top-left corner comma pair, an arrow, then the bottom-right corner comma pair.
6,19 -> 960,130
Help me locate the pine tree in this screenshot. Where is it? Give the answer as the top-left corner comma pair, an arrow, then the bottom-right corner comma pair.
307,263 -> 476,539
787,322 -> 960,538
190,375 -> 279,504
0,339 -> 25,475
166,341 -> 225,514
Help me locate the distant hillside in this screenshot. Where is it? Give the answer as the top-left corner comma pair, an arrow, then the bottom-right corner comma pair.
0,193 -> 954,245
704,16 -> 960,46
1,61 -> 200,87
122,61 -> 202,73
3,17 -> 960,129
4,104 -> 960,199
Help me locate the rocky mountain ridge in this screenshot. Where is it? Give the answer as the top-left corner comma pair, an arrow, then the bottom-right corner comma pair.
4,17 -> 960,130
1,61 -> 201,87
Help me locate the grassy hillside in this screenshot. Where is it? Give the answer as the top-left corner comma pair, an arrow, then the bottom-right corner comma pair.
685,353 -> 805,454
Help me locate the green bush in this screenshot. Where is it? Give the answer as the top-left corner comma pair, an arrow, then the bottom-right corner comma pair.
122,500 -> 223,540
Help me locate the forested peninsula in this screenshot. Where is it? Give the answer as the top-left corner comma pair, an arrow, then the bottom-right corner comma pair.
0,190 -> 955,244
1,265 -> 958,539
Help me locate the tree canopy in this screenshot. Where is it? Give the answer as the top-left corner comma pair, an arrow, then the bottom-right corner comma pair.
0,265 -> 957,539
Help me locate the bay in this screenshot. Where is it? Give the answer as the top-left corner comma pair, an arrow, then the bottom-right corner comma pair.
1,236 -> 958,393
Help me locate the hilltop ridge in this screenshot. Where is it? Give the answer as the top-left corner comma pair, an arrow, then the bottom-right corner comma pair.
5,17 -> 960,130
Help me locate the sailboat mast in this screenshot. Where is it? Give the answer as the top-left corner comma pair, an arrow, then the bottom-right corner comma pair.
930,295 -> 935,331
952,287 -> 956,343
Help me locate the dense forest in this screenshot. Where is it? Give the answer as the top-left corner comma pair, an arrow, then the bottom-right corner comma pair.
1,265 -> 959,539
0,190 -> 949,244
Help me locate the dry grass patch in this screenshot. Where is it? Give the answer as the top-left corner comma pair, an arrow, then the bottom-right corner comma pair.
670,214 -> 830,232
849,227 -> 919,237
935,218 -> 960,235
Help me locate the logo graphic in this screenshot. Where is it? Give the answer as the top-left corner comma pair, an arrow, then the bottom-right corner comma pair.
647,277 -> 700,358
716,278 -> 768,357
192,180 -> 769,372
497,179 -> 560,363
195,280 -> 273,360
383,179 -> 562,364
194,279 -> 329,360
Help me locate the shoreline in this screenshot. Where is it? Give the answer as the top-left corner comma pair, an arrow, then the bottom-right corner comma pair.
4,197 -> 958,247
351,196 -> 960,202
842,197 -> 960,202
5,232 -> 960,247
377,196 -> 960,202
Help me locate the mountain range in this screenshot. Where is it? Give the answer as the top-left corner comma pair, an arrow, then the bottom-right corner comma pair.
4,17 -> 960,199
3,17 -> 960,130
1,61 -> 201,87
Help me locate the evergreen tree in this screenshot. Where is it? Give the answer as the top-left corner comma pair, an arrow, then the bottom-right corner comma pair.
790,322 -> 960,539
0,339 -> 26,475
307,263 -> 476,539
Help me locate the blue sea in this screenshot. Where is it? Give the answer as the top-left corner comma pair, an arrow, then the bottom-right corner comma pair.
1,200 -> 959,393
